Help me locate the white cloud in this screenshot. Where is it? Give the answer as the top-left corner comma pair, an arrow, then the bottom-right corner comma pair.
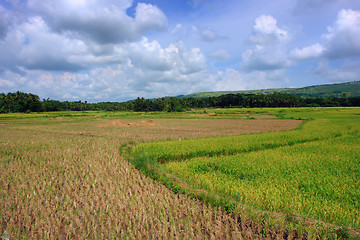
126,38 -> 174,71
0,16 -> 90,71
247,15 -> 289,46
1,0 -> 359,102
0,37 -> 212,101
0,0 -> 211,101
135,3 -> 168,32
290,43 -> 325,60
125,39 -> 206,74
27,0 -> 167,44
323,9 -> 360,59
290,9 -> 360,61
241,15 -> 290,71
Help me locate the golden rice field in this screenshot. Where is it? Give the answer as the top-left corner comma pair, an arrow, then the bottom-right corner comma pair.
1,110 -> 304,239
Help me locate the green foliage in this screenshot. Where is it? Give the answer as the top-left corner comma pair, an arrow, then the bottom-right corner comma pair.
2,83 -> 360,114
127,107 -> 360,237
0,91 -> 42,113
184,81 -> 360,98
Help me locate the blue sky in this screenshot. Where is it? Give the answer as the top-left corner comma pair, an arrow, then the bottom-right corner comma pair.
0,0 -> 359,102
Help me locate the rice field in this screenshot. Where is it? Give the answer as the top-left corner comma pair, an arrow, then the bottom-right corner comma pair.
129,107 -> 360,239
1,110 -> 304,239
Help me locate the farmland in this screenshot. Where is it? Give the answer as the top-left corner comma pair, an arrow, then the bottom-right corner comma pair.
1,108 -> 359,239
129,108 -> 360,238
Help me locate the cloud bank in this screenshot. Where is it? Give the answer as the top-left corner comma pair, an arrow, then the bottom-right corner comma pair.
0,0 -> 359,101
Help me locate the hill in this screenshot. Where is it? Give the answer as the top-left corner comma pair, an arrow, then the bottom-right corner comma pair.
183,81 -> 360,98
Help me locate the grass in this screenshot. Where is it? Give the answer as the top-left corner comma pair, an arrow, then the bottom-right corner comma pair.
128,107 -> 360,238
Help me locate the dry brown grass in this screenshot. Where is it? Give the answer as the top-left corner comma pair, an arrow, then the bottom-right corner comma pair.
0,115 -> 301,239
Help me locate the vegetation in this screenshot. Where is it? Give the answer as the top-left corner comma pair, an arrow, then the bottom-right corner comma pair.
0,110 -> 306,239
291,81 -> 360,98
1,104 -> 359,239
1,89 -> 360,114
184,81 -> 360,98
128,108 -> 360,238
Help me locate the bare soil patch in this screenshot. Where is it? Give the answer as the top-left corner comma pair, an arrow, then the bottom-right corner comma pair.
187,113 -> 277,119
99,119 -> 158,127
49,117 -> 63,120
93,118 -> 301,142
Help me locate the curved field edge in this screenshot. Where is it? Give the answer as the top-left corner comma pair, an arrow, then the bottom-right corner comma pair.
125,108 -> 360,239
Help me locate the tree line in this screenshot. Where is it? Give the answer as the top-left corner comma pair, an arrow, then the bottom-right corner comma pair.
1,91 -> 360,113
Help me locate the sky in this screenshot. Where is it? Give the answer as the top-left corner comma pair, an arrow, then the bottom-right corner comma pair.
0,0 -> 359,102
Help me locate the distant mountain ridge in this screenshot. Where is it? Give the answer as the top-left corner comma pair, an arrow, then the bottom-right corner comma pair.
182,81 -> 360,98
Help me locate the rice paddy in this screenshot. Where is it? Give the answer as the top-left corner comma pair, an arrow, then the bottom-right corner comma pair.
1,108 -> 359,239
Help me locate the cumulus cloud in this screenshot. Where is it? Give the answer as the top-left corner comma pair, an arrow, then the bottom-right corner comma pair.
289,9 -> 360,62
125,39 -> 206,74
0,16 -> 90,72
247,15 -> 289,45
290,43 -> 325,60
0,36 -> 212,101
135,3 -> 168,32
2,0 -> 358,102
27,0 -> 167,44
323,9 -> 360,59
241,15 -> 290,71
0,1 -> 170,72
0,0 -> 211,101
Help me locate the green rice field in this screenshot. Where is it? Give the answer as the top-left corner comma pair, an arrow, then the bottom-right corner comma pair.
128,107 -> 360,238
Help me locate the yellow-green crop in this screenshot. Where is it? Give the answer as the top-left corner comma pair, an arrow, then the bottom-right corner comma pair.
129,107 -> 360,238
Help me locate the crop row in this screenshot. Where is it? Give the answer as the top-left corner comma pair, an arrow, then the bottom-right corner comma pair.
131,117 -> 352,163
127,108 -> 360,238
163,134 -> 360,228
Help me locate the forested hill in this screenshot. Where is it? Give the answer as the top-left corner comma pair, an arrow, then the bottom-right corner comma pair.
183,81 -> 360,98
1,81 -> 360,113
